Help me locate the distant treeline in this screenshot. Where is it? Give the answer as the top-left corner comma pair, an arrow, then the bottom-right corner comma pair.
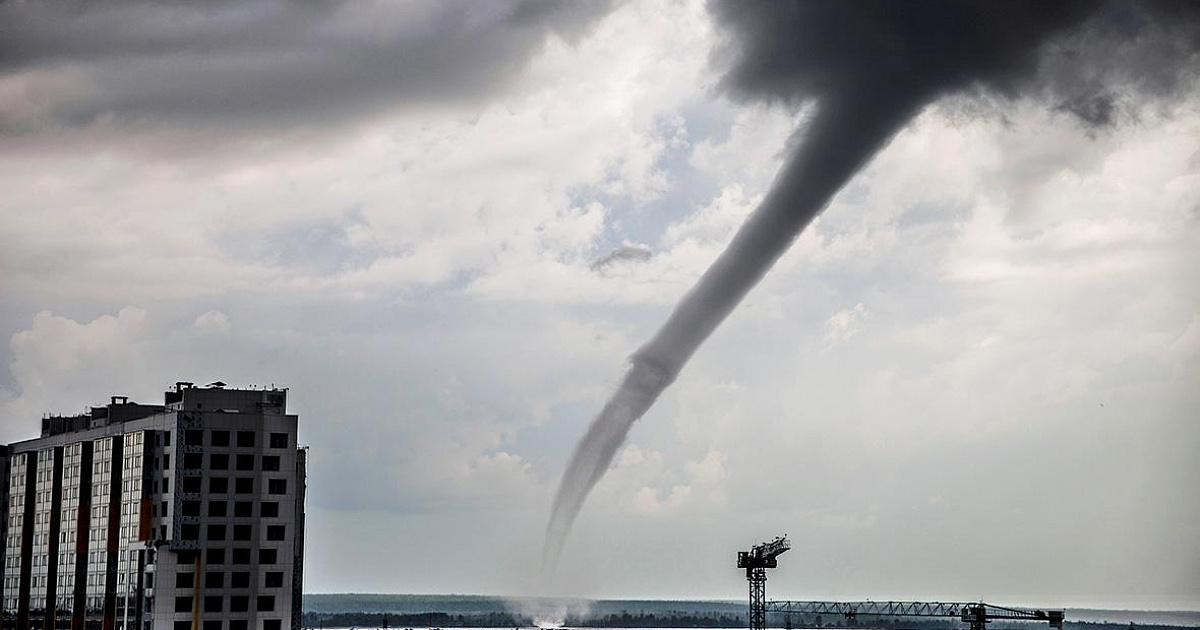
300,611 -> 748,628
300,611 -> 1197,630
302,596 -> 1200,630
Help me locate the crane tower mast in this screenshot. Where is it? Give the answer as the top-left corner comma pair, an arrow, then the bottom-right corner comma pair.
737,536 -> 791,630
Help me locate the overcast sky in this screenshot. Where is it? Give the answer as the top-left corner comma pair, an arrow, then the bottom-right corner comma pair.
1,0 -> 1198,610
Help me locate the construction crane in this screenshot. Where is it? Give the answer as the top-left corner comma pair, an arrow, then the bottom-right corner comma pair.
734,537 -> 1064,630
765,601 -> 1065,630
737,536 -> 791,630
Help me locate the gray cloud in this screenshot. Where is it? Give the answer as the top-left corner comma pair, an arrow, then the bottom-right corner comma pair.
0,0 -> 613,134
589,244 -> 652,272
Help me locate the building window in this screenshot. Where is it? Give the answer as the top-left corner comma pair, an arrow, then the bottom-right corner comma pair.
235,477 -> 253,494
229,622 -> 247,630
204,595 -> 224,612
233,524 -> 252,541
174,622 -> 192,630
259,548 -> 277,564
262,455 -> 280,472
267,525 -> 285,541
236,431 -> 255,448
257,595 -> 276,612
267,479 -> 287,495
174,596 -> 193,613
210,477 -> 228,493
234,501 -> 253,517
164,431 -> 171,447
205,572 -> 224,588
211,430 -> 230,447
232,548 -> 251,565
261,502 -> 279,518
184,453 -> 203,469
269,432 -> 288,448
265,572 -> 284,588
208,500 -> 227,517
264,621 -> 282,630
162,454 -> 170,469
231,571 -> 250,588
206,548 -> 225,565
182,477 -> 201,493
229,595 -> 249,612
182,500 -> 201,517
163,478 -> 171,493
185,429 -> 204,446
207,524 -> 227,541
235,454 -> 255,471
204,622 -> 223,630
211,453 -> 229,470
180,524 -> 199,541
175,572 -> 194,588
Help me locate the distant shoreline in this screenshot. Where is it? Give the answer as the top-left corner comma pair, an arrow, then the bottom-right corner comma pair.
301,595 -> 1200,630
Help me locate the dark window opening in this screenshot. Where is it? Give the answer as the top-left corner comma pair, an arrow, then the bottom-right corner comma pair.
231,571 -> 251,588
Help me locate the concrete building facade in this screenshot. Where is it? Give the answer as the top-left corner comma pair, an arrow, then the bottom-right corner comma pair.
0,383 -> 305,630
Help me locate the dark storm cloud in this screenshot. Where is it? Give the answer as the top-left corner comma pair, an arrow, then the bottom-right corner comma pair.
712,0 -> 1199,128
543,0 -> 1200,576
0,0 -> 613,133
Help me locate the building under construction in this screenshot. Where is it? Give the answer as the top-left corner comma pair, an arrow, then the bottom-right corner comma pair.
0,383 -> 306,630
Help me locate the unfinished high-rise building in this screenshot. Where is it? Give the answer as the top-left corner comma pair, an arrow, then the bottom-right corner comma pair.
0,382 -> 306,630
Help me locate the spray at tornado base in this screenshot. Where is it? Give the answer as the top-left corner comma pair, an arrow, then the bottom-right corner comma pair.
543,0 -> 1200,576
